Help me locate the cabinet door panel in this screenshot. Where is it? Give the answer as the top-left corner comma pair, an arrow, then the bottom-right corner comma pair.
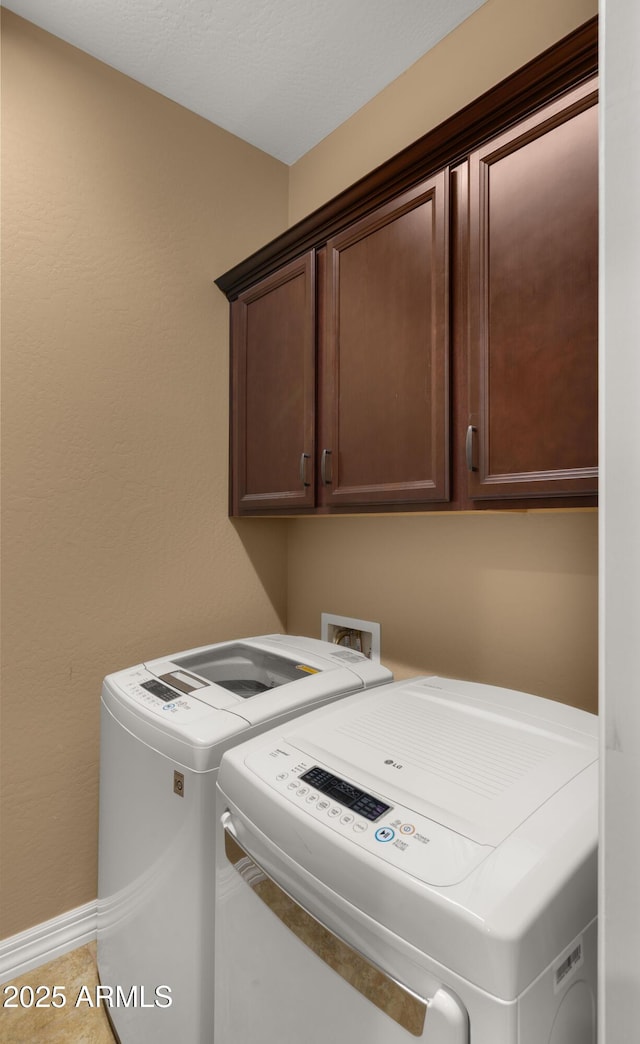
321,174 -> 449,508
468,80 -> 598,500
231,253 -> 315,514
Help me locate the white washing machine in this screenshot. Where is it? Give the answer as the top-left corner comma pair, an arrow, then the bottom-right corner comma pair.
215,675 -> 598,1043
97,633 -> 391,1044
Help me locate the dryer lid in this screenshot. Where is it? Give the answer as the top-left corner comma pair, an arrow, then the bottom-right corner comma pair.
287,676 -> 598,847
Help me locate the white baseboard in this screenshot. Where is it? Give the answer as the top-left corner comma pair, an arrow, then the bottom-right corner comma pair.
0,901 -> 98,984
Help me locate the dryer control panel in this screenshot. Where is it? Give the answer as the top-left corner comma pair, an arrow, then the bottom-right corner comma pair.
299,766 -> 391,821
245,743 -> 494,887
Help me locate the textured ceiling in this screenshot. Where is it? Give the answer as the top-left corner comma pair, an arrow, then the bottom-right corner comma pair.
3,0 -> 488,163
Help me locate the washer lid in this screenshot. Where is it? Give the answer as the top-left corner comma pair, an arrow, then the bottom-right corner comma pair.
287,676 -> 598,847
144,635 -> 392,722
102,635 -> 393,770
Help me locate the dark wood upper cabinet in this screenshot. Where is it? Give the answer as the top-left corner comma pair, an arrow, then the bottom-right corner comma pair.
219,19 -> 598,517
466,78 -> 598,500
230,252 -> 315,514
319,174 -> 449,508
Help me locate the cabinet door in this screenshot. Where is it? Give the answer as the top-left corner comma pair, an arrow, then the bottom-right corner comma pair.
319,173 -> 449,508
230,252 -> 315,514
467,79 -> 598,501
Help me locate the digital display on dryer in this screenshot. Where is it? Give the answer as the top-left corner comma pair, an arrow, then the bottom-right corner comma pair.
300,766 -> 390,821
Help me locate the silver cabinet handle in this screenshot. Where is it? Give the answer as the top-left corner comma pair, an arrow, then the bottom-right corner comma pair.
299,452 -> 311,487
320,448 -> 332,485
223,820 -> 427,1037
466,425 -> 477,472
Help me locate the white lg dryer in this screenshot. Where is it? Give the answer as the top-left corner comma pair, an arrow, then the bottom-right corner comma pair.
97,633 -> 392,1044
215,675 -> 598,1043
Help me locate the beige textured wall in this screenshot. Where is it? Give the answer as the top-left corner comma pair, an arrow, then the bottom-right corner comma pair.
0,12 -> 289,938
289,0 -> 598,222
286,0 -> 599,712
288,513 -> 598,710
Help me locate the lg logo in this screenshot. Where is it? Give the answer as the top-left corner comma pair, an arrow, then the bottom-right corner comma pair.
384,759 -> 403,769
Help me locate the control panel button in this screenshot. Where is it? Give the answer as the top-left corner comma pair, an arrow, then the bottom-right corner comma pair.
374,826 -> 395,843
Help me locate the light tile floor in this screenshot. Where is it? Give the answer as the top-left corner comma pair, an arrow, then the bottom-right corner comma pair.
0,943 -> 116,1043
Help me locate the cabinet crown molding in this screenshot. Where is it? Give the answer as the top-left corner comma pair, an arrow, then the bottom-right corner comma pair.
215,17 -> 597,301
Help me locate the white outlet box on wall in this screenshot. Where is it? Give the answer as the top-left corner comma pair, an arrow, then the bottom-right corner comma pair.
321,613 -> 381,663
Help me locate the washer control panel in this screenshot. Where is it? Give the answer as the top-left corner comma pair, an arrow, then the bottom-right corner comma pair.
140,678 -> 181,703
106,667 -> 207,723
245,743 -> 493,887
